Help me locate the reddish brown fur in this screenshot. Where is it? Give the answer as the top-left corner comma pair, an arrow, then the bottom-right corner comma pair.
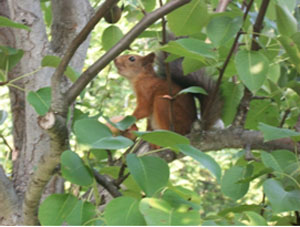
114,53 -> 197,135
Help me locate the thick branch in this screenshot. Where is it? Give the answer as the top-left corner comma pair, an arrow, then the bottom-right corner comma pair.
188,127 -> 297,152
22,113 -> 69,225
0,166 -> 20,220
66,0 -> 191,105
51,0 -> 119,113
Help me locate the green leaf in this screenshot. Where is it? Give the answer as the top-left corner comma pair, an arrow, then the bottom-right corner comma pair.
27,87 -> 51,116
235,50 -> 269,93
61,150 -> 93,186
245,100 -> 280,130
104,197 -> 146,225
218,205 -> 261,216
66,200 -> 96,226
221,166 -> 250,200
207,16 -> 242,47
177,144 -> 221,182
41,55 -> 80,82
92,136 -> 133,150
126,154 -> 169,196
105,115 -> 136,131
263,179 -> 300,212
141,0 -> 156,11
139,198 -> 201,226
102,25 -> 123,51
162,187 -> 202,211
182,58 -> 205,74
258,123 -> 300,142
177,86 -> 207,96
261,151 -> 283,173
0,16 -> 29,30
161,38 -> 217,63
243,211 -> 268,226
0,110 -> 8,125
278,36 -> 300,73
0,46 -> 24,71
275,4 -> 297,37
167,0 -> 208,36
38,194 -> 78,226
221,81 -> 244,126
41,1 -> 52,27
74,118 -> 112,145
133,130 -> 189,151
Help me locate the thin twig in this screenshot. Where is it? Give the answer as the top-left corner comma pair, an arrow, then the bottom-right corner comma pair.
93,169 -> 122,197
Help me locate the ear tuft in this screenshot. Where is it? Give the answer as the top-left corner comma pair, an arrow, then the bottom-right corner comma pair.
142,52 -> 155,65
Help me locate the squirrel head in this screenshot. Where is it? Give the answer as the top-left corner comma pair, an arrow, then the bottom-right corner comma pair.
114,52 -> 155,80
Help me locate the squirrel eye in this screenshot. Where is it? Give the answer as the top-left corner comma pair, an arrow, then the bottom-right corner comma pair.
128,56 -> 135,62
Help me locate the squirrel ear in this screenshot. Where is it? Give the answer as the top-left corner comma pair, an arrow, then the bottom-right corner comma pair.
142,52 -> 155,65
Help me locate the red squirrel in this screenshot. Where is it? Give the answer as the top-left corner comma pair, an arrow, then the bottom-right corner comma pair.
114,52 -> 222,134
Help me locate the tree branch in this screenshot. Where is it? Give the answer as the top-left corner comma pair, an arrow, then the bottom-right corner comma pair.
93,170 -> 122,198
66,0 -> 191,105
215,0 -> 231,12
188,127 -> 298,152
22,113 -> 69,225
51,0 -> 119,114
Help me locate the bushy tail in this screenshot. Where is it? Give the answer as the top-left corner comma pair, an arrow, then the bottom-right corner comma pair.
156,55 -> 223,130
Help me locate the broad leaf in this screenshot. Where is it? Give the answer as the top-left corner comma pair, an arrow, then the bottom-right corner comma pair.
92,136 -> 133,150
66,200 -> 96,226
243,211 -> 268,226
182,58 -> 205,74
275,4 -> 297,37
27,87 -> 51,116
126,154 -> 169,196
221,81 -> 244,126
263,179 -> 300,212
61,150 -> 93,186
102,25 -> 123,51
73,118 -> 112,145
207,16 -> 242,47
105,115 -> 136,131
141,0 -> 156,11
41,55 -> 80,82
0,46 -> 24,71
139,198 -> 201,226
104,197 -> 146,225
0,16 -> 29,30
245,100 -> 280,130
177,86 -> 207,96
278,36 -> 300,73
38,194 -> 78,226
221,166 -> 251,200
177,144 -> 221,182
167,0 -> 208,36
235,50 -> 269,93
134,130 -> 189,151
161,38 -> 217,63
258,123 -> 300,142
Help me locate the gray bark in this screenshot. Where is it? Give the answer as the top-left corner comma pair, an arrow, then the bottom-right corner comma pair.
0,0 -> 92,224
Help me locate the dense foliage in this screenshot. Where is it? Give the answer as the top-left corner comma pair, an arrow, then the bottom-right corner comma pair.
1,0 -> 300,225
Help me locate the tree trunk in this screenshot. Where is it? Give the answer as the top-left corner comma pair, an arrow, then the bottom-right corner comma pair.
0,0 -> 92,224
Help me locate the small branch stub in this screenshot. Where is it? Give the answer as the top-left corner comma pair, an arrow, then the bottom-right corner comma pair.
38,112 -> 55,130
